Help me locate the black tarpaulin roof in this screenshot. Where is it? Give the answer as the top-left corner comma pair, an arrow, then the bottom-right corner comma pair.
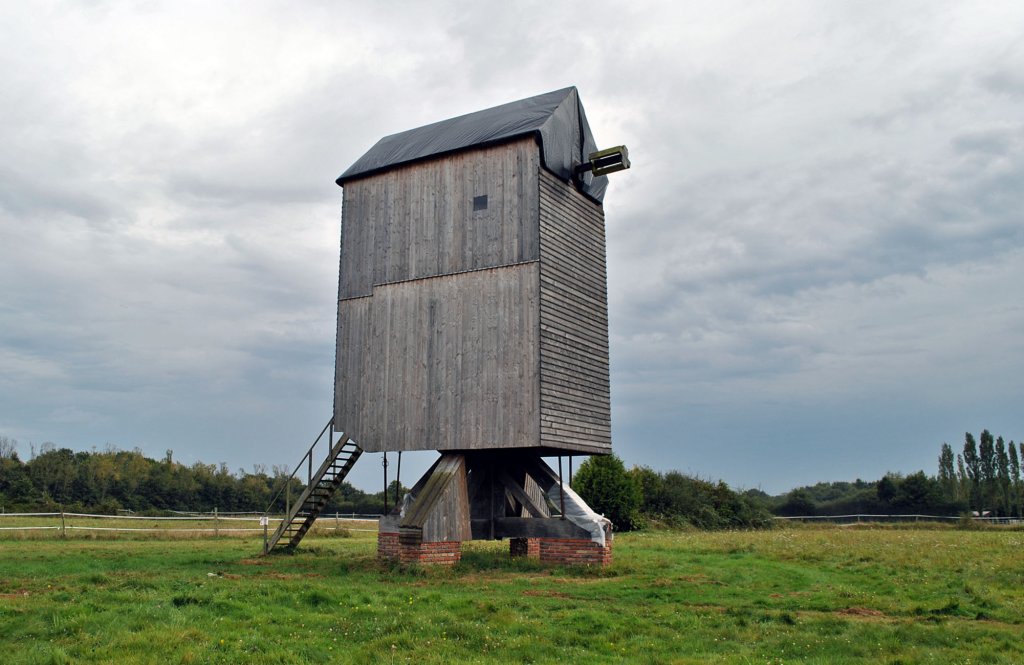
337,86 -> 609,202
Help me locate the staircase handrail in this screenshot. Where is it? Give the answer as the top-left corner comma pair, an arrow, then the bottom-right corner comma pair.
263,417 -> 335,518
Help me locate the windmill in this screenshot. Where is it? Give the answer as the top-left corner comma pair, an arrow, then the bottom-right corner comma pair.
266,88 -> 629,565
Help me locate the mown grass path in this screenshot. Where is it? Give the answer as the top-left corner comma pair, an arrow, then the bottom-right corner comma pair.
1,527 -> 1021,663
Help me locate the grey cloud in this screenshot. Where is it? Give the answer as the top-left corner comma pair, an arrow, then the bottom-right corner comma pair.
1,1 -> 1023,494
980,68 -> 1024,99
951,126 -> 1018,157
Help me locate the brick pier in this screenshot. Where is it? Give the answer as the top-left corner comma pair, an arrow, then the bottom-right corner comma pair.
377,531 -> 462,566
537,537 -> 613,566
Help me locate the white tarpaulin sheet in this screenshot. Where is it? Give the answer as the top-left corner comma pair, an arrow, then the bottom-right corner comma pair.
546,483 -> 612,547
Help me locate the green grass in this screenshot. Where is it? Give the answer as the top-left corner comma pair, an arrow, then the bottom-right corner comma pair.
1,526 -> 1022,663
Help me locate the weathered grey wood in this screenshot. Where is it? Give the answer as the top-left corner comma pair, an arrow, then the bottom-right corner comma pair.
401,454 -> 461,528
490,517 -> 591,539
522,471 -> 548,519
405,456 -> 442,500
517,455 -> 560,493
333,296 -> 372,443
420,457 -> 471,542
397,451 -> 612,542
335,264 -> 541,452
399,453 -> 472,543
335,136 -> 612,456
338,138 -> 541,300
496,469 -> 550,519
536,168 -> 611,453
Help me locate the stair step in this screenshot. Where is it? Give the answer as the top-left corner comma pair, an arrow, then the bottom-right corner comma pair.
264,434 -> 363,553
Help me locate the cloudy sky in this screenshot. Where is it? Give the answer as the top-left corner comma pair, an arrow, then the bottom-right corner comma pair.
1,1 -> 1022,495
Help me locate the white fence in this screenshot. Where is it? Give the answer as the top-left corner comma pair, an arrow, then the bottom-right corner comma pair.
775,513 -> 1024,525
0,511 -> 381,537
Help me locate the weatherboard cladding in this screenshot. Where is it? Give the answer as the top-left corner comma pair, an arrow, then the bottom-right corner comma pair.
537,169 -> 611,452
334,94 -> 611,455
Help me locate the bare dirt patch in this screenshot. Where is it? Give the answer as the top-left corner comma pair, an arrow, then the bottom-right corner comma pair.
838,607 -> 886,618
238,558 -> 270,566
522,589 -> 569,599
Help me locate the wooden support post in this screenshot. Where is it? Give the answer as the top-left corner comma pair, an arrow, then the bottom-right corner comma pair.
558,456 -> 565,519
214,507 -> 219,537
489,459 -> 499,539
382,453 -> 389,515
395,451 -> 402,507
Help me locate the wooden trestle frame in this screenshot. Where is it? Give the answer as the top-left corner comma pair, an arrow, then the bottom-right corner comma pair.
380,450 -> 594,547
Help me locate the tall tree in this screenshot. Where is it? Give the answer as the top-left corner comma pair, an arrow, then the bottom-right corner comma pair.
1012,442 -> 1023,517
938,443 -> 956,502
0,435 -> 17,460
995,437 -> 1010,516
956,454 -> 969,502
962,433 -> 981,511
876,475 -> 898,506
1016,442 -> 1024,518
979,430 -> 996,511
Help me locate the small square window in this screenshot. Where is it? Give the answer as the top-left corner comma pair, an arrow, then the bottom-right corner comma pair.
473,195 -> 488,211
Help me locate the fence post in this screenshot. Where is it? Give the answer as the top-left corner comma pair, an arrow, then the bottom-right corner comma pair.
214,507 -> 219,537
60,510 -> 66,538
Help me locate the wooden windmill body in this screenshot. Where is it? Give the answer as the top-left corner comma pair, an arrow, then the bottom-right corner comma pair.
334,88 -> 624,564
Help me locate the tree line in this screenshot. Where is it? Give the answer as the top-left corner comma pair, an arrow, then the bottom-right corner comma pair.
573,455 -> 773,531
1,436 -> 772,531
938,430 -> 1022,517
4,429 -> 1018,527
0,436 -> 393,515
759,430 -> 1021,518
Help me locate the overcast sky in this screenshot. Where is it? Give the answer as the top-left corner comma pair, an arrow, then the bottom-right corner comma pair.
2,1 -> 1022,495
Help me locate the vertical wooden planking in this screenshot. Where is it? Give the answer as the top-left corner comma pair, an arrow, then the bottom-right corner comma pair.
334,296 -> 372,445
338,137 -> 540,293
342,264 -> 540,453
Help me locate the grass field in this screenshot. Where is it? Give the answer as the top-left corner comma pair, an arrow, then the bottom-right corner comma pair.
1,525 -> 1022,664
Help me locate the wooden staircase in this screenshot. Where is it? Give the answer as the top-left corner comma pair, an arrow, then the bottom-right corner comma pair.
263,419 -> 363,553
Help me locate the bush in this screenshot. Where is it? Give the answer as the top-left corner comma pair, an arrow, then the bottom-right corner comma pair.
777,489 -> 817,517
573,454 -> 642,531
630,467 -> 773,529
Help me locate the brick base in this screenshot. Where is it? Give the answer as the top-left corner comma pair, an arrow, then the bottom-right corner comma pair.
401,540 -> 461,565
538,538 -> 612,566
509,537 -> 540,559
381,533 -> 609,567
377,531 -> 400,561
377,532 -> 461,566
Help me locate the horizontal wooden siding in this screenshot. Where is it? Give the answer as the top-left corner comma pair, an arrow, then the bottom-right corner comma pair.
537,170 -> 612,454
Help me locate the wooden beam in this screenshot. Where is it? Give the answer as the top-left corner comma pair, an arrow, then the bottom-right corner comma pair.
496,470 -> 549,518
400,454 -> 463,529
492,517 -> 591,540
520,455 -> 560,493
